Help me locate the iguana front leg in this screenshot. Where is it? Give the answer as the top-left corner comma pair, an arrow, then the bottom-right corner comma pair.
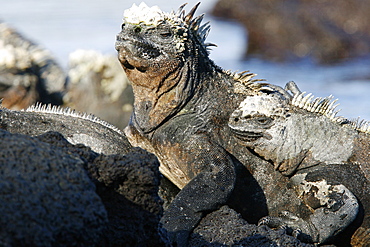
259,172 -> 359,244
159,137 -> 237,246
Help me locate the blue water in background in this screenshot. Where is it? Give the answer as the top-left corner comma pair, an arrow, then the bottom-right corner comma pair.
1,0 -> 370,120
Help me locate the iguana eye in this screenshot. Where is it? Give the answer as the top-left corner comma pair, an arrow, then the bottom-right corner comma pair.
160,32 -> 172,38
254,117 -> 273,126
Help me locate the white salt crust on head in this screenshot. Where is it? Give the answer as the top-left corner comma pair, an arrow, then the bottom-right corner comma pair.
237,94 -> 289,118
123,2 -> 183,27
121,2 -> 214,53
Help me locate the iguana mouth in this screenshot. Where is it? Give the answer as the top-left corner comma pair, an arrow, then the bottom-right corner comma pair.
136,42 -> 161,59
230,128 -> 264,142
116,35 -> 161,59
116,35 -> 161,73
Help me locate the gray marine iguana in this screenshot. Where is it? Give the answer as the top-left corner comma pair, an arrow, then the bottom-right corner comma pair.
228,81 -> 370,246
115,2 -> 320,246
0,101 -> 131,155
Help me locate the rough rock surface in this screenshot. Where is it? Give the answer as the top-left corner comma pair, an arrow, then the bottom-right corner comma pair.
0,129 -> 165,246
211,0 -> 370,63
0,103 -> 316,246
65,50 -> 133,128
0,22 -> 65,109
0,130 -> 106,246
190,206 -> 314,247
0,117 -> 315,247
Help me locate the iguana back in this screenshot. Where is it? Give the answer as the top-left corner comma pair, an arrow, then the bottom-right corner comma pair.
0,103 -> 131,155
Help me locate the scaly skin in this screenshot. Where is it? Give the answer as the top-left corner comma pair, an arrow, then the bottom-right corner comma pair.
3,3 -> 363,245
115,3 -> 317,246
0,103 -> 132,155
228,82 -> 370,246
116,5 -> 242,242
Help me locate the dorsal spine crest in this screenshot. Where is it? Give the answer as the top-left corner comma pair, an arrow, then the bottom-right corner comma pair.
225,70 -> 264,87
291,91 -> 370,134
24,103 -> 125,136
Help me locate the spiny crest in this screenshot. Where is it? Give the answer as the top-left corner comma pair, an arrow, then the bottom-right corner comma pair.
291,91 -> 370,134
226,70 -> 266,94
123,2 -> 214,52
230,70 -> 261,85
291,92 -> 342,121
348,117 -> 370,134
25,103 -> 125,136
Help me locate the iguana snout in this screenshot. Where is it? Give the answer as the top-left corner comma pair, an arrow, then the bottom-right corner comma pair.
228,109 -> 273,143
116,23 -> 166,61
115,19 -> 185,90
115,24 -> 164,74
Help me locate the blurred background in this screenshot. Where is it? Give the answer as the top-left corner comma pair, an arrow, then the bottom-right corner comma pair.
1,0 -> 369,128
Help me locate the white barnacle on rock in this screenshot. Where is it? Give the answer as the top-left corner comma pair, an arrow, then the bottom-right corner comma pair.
67,49 -> 130,102
0,22 -> 49,70
0,41 -> 32,70
0,45 -> 16,68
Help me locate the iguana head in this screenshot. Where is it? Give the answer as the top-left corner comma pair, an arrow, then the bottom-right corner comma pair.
228,82 -> 359,176
116,2 -> 216,132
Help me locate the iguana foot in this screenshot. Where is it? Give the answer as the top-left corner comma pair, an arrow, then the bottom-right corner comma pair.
161,204 -> 201,247
160,154 -> 236,247
258,211 -> 315,243
258,179 -> 360,244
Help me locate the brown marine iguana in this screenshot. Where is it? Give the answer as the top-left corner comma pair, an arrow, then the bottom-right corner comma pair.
228,81 -> 370,246
115,2 -> 317,246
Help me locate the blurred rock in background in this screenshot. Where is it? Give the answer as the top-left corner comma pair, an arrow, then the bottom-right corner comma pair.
211,0 -> 370,63
0,22 -> 65,109
65,50 -> 133,129
0,22 -> 133,129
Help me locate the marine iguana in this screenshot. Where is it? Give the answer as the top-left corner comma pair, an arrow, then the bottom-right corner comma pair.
0,102 -> 131,155
115,3 -> 315,245
228,81 -> 370,246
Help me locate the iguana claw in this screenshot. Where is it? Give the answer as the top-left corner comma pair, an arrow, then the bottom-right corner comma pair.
257,178 -> 360,244
258,211 -> 316,243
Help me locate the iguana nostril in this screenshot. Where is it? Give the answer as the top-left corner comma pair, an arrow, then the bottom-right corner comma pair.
231,110 -> 242,118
